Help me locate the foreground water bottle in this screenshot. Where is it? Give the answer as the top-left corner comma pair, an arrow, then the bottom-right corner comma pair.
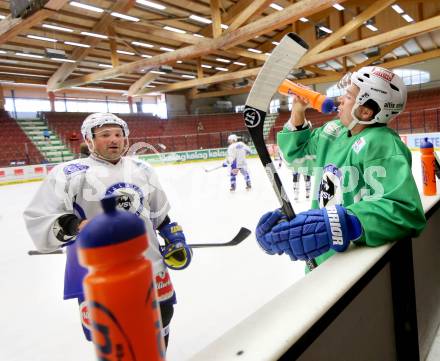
78,196 -> 165,361
420,137 -> 437,196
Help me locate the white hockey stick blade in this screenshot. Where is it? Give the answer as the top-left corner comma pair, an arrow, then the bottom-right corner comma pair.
245,33 -> 308,113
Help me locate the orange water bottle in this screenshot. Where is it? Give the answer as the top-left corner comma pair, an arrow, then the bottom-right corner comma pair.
420,137 -> 437,196
278,79 -> 336,114
78,196 -> 165,361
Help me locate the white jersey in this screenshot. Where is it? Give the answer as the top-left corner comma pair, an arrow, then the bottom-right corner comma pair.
23,154 -> 170,281
227,141 -> 251,168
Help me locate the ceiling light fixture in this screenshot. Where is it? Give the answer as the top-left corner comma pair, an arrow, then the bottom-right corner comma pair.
26,35 -> 57,42
269,3 -> 283,11
402,14 -> 414,23
42,24 -> 74,32
319,26 -> 333,34
391,4 -> 404,14
51,58 -> 76,63
164,26 -> 186,34
117,50 -> 135,55
15,52 -> 44,59
332,4 -> 344,11
132,41 -> 154,48
64,41 -> 90,48
190,15 -> 212,24
136,0 -> 165,10
80,31 -> 108,39
111,12 -> 140,22
366,24 -> 378,32
69,1 -> 104,13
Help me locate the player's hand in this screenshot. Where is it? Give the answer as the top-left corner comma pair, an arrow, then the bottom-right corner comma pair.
78,220 -> 89,231
159,222 -> 192,270
255,209 -> 287,255
255,205 -> 362,261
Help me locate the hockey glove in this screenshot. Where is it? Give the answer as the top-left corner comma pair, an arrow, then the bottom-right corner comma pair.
230,160 -> 239,175
159,222 -> 192,270
256,205 -> 362,261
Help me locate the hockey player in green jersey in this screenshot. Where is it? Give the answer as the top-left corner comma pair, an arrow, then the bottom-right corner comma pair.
255,66 -> 426,268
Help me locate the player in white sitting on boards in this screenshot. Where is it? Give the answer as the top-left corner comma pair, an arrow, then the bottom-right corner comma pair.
223,134 -> 252,191
23,112 -> 192,348
256,66 -> 426,270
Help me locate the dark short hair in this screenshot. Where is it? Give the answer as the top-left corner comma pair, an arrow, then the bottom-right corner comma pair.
362,99 -> 381,119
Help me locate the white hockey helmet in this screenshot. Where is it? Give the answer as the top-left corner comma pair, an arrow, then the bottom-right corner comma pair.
347,66 -> 407,129
228,134 -> 238,143
81,113 -> 129,140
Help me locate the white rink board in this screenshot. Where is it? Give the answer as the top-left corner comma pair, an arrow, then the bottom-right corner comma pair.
0,152 -> 431,361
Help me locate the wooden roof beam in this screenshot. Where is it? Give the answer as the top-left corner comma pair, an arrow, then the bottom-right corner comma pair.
307,0 -> 397,57
115,21 -> 266,61
226,0 -> 274,32
134,13 -> 440,96
211,0 -> 222,38
127,72 -> 159,96
298,14 -> 440,67
46,0 -> 136,91
0,9 -> 56,45
51,0 -> 345,90
136,67 -> 261,95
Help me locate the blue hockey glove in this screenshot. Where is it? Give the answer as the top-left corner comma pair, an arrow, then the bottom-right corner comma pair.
256,205 -> 362,261
230,160 -> 239,175
222,161 -> 228,167
255,209 -> 287,254
159,222 -> 192,270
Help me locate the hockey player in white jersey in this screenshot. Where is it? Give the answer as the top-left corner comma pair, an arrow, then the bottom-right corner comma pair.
23,113 -> 192,347
223,134 -> 252,191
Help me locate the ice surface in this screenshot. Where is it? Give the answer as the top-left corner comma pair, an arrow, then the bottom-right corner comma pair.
0,158 -> 308,361
0,153 -> 425,361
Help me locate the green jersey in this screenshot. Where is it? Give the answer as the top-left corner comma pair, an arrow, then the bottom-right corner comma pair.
277,120 -> 426,265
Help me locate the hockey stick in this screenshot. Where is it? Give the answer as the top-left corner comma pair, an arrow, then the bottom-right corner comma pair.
27,227 -> 251,255
204,164 -> 224,173
188,227 -> 251,248
28,249 -> 64,255
243,32 -> 317,270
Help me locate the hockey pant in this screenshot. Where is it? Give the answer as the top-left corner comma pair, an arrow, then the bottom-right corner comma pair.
293,172 -> 311,199
230,166 -> 251,188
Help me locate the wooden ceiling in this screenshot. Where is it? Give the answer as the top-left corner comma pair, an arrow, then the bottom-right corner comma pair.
0,0 -> 440,100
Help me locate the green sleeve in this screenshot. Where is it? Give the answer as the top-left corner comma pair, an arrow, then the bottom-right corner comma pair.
277,126 -> 323,173
347,154 -> 426,247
